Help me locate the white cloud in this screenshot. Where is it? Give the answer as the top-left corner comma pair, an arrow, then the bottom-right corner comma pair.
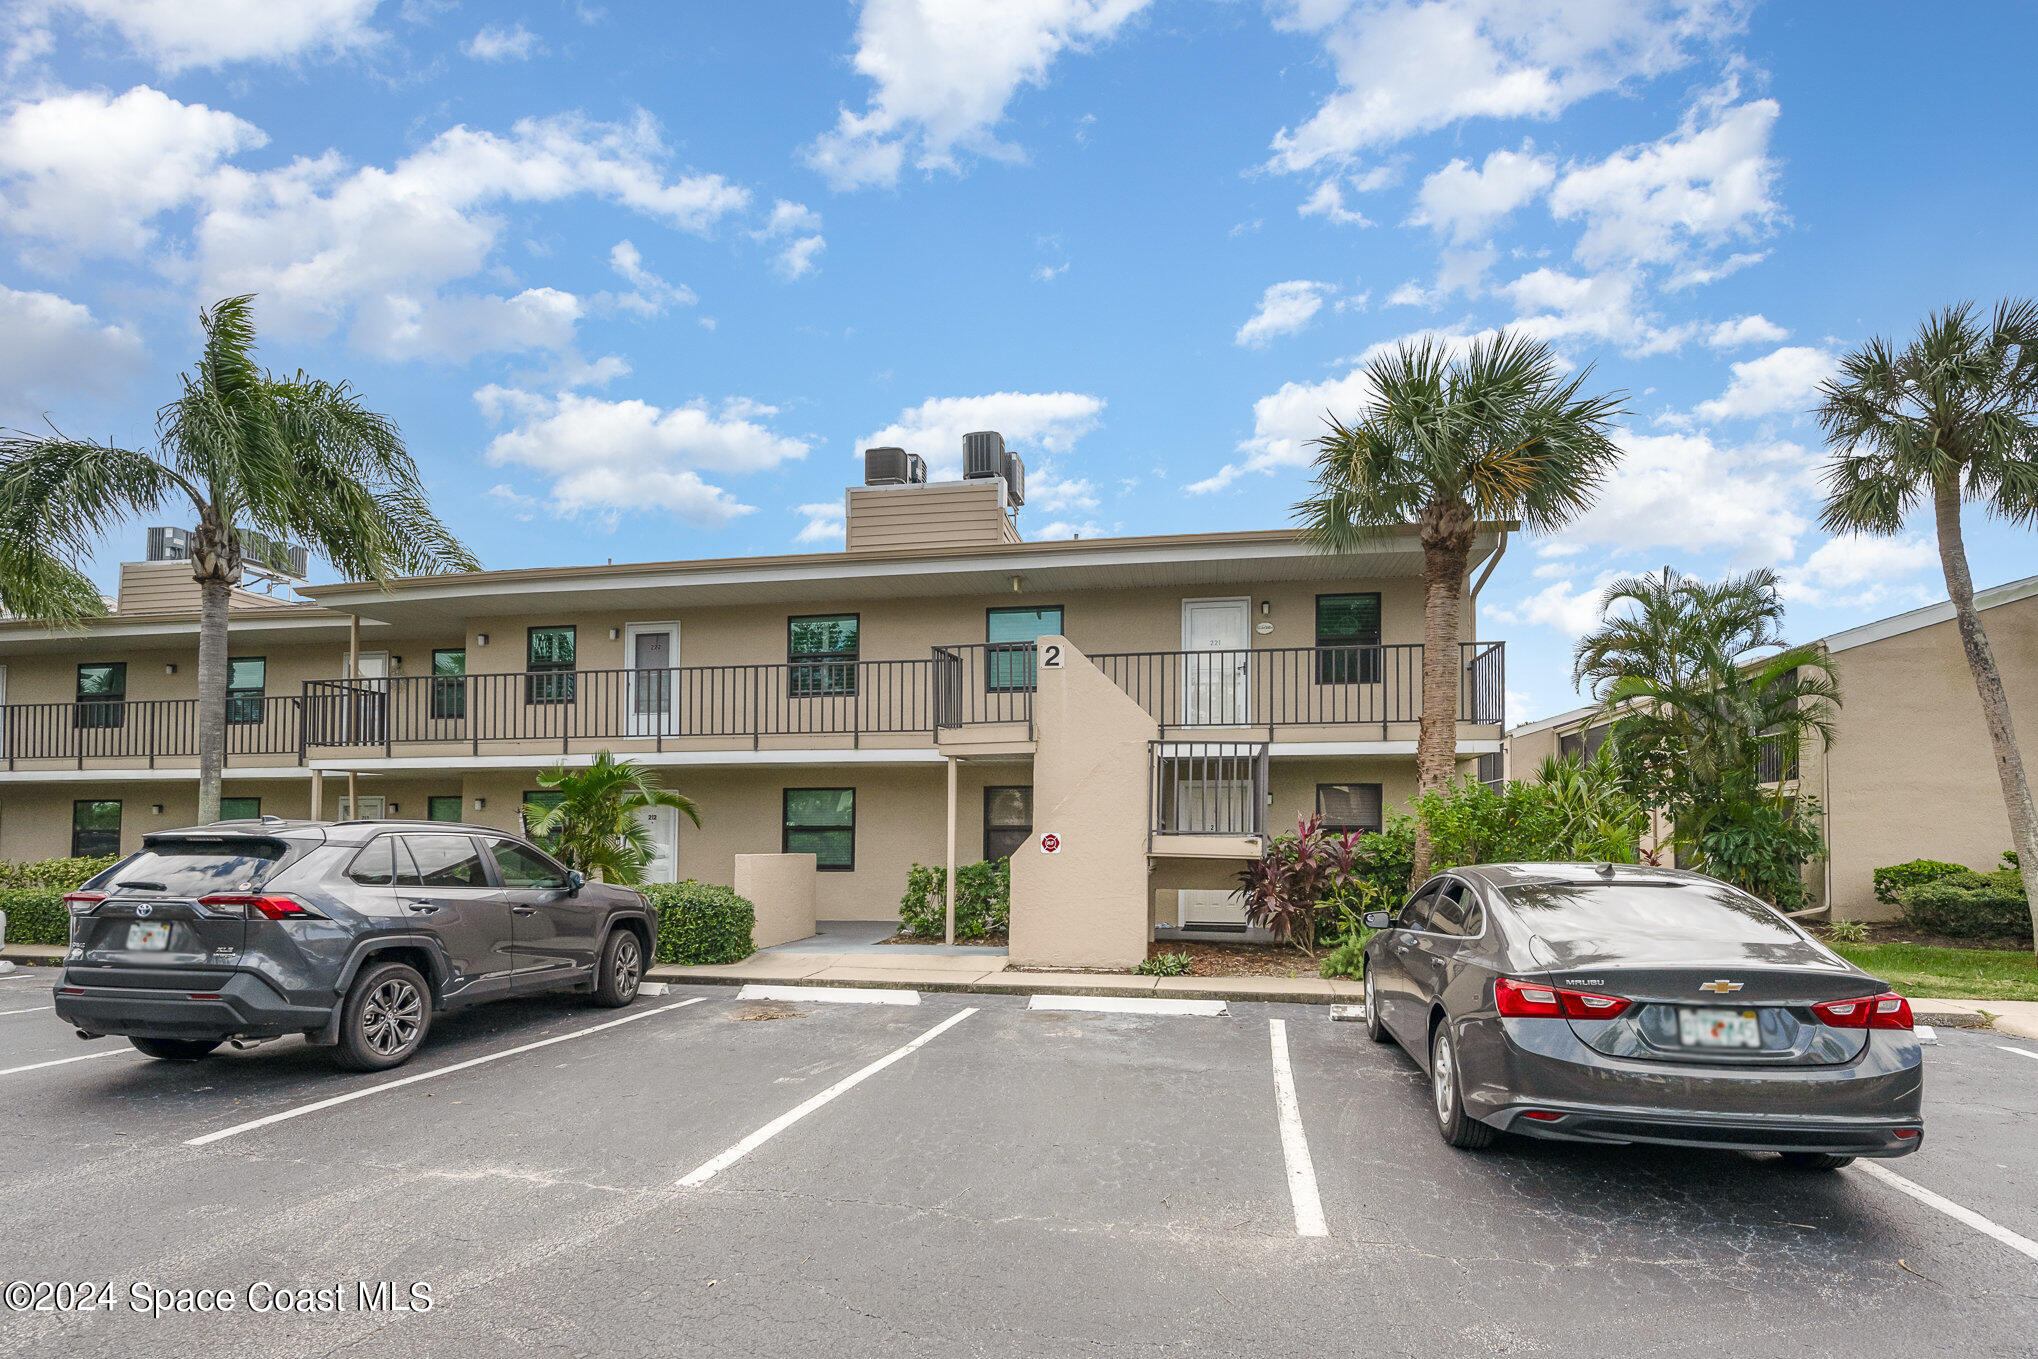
1235,279 -> 1336,348
0,285 -> 144,421
1030,519 -> 1106,540
794,500 -> 846,546
1705,313 -> 1786,348
856,391 -> 1105,480
1033,260 -> 1069,281
0,86 -> 265,262
1564,428 -> 1811,563
486,484 -> 540,522
1501,265 -> 1691,355
1264,0 -> 1742,176
1489,571 -> 1622,638
1548,91 -> 1781,270
1026,460 -> 1099,512
477,389 -> 808,525
805,0 -> 1155,190
20,0 -> 384,72
1409,145 -> 1553,241
1297,178 -> 1372,226
464,22 -> 540,61
752,198 -> 824,280
1780,534 -> 1937,609
608,239 -> 697,314
1693,345 -> 1835,422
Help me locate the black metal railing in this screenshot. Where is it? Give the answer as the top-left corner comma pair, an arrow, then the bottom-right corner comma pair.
303,660 -> 941,753
1093,642 -> 1505,734
931,643 -> 1037,730
1150,741 -> 1269,839
1,697 -> 301,769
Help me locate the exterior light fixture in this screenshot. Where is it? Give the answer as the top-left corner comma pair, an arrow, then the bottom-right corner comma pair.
151,804 -> 164,815
164,663 -> 178,674
473,797 -> 486,811
1260,600 -> 1271,616
609,628 -> 620,640
476,633 -> 489,647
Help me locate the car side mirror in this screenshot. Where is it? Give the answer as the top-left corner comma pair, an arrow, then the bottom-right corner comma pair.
566,870 -> 585,895
1361,910 -> 1392,930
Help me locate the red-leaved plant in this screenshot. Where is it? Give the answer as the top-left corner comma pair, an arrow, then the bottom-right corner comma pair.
1236,813 -> 1366,956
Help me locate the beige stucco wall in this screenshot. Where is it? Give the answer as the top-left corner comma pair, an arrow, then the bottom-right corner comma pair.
1010,638 -> 1157,969
1825,597 -> 2037,920
1504,724 -> 1564,781
733,853 -> 819,947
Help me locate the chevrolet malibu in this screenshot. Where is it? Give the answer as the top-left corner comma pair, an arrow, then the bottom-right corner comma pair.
1358,862 -> 1924,1168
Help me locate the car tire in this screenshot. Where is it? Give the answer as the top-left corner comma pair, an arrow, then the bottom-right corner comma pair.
1362,965 -> 1392,1044
129,1037 -> 220,1061
1430,1022 -> 1496,1150
590,928 -> 643,1009
335,961 -> 432,1072
1778,1152 -> 1855,1172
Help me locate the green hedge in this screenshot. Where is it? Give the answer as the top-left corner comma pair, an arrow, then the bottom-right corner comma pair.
1873,859 -> 1970,906
0,889 -> 70,947
0,856 -> 118,890
1898,870 -> 2032,942
898,858 -> 1010,940
641,881 -> 755,965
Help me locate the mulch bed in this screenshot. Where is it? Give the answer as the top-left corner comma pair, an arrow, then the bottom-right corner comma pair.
1146,940 -> 1322,978
880,930 -> 1009,947
1822,921 -> 2031,952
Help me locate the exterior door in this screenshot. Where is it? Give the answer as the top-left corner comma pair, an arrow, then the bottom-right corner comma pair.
635,804 -> 680,883
338,650 -> 390,745
337,795 -> 386,821
625,623 -> 679,735
1182,598 -> 1251,726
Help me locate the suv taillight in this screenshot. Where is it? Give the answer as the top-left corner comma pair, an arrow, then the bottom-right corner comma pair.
63,891 -> 106,916
1812,992 -> 1913,1030
199,893 -> 323,921
1495,977 -> 1633,1020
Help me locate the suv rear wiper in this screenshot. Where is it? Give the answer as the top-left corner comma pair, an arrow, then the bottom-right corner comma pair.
113,880 -> 167,892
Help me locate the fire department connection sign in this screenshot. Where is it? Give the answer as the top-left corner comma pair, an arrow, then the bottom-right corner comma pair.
1038,832 -> 1062,854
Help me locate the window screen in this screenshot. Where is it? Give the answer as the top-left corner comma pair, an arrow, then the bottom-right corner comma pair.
983,786 -> 1033,859
526,627 -> 576,704
427,795 -> 463,822
226,657 -> 266,725
219,796 -> 261,820
1315,594 -> 1381,684
1316,782 -> 1383,834
986,607 -> 1062,691
431,649 -> 467,720
72,799 -> 122,857
789,615 -> 858,697
76,663 -> 126,730
784,788 -> 855,870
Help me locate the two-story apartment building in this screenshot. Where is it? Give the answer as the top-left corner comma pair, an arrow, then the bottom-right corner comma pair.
0,440 -> 1507,967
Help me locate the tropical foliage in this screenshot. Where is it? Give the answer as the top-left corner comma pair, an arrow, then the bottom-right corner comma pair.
1294,331 -> 1625,884
0,295 -> 477,822
522,750 -> 700,886
1572,566 -> 1838,908
899,859 -> 1011,940
1814,300 -> 2038,948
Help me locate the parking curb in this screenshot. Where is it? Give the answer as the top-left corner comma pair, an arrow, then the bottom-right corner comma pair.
644,967 -> 1351,1005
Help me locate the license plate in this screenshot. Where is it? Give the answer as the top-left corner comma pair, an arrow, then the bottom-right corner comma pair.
1679,1007 -> 1759,1048
126,923 -> 171,951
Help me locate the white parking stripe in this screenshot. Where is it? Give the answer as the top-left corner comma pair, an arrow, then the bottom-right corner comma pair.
0,1049 -> 131,1078
1268,1018 -> 1328,1238
186,998 -> 704,1147
1029,995 -> 1228,1017
738,984 -> 919,1006
0,1005 -> 54,1017
679,1007 -> 977,1187
1998,1045 -> 2038,1063
1856,1162 -> 2038,1264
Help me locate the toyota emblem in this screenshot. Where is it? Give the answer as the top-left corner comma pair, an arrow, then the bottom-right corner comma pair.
135,903 -> 153,918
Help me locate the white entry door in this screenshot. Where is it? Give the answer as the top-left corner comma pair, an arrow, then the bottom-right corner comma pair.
634,804 -> 680,883
337,650 -> 390,744
337,795 -> 386,821
624,623 -> 680,736
1181,598 -> 1251,726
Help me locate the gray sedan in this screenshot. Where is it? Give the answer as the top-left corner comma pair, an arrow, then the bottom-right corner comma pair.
1358,863 -> 1924,1168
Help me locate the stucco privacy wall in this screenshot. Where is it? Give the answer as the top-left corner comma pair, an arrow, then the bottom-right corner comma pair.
1010,637 -> 1158,970
734,852 -> 819,947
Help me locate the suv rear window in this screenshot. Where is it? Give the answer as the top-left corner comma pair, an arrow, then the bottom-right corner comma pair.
96,839 -> 287,895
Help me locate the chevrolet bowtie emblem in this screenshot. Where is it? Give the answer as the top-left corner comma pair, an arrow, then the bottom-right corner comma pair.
1698,979 -> 1743,994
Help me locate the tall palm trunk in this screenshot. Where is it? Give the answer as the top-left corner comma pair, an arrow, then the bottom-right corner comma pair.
1931,473 -> 2038,948
191,516 -> 239,825
1411,500 -> 1475,885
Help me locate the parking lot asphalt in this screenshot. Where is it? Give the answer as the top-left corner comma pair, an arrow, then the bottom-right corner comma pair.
2,974 -> 2036,1358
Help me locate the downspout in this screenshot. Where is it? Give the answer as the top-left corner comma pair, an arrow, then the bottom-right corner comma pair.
1469,527 -> 1510,602
944,756 -> 958,946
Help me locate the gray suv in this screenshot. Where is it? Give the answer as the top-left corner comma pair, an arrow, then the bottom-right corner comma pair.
53,818 -> 658,1071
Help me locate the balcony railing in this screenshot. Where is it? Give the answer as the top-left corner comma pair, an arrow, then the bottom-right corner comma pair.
1,697 -> 302,769
931,643 -> 1038,730
1150,741 -> 1269,840
1093,642 -> 1504,736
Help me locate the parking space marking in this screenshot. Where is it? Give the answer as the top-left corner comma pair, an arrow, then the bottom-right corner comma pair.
679,1007 -> 978,1187
1268,1018 -> 1328,1238
0,1005 -> 54,1017
1028,995 -> 1228,1017
1999,1045 -> 2038,1063
738,984 -> 919,1006
185,998 -> 705,1147
0,1048 -> 131,1079
1856,1162 -> 2038,1264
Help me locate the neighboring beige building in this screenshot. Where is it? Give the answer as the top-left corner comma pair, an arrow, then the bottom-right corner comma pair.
0,440 -> 1509,967
1506,573 -> 2038,921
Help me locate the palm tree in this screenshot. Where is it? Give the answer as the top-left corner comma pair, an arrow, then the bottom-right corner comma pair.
1573,567 -> 1841,901
0,295 -> 478,823
1295,331 -> 1625,883
1815,300 -> 2038,944
523,750 -> 701,886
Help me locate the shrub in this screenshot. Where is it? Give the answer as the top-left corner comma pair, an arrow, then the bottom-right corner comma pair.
640,881 -> 755,965
0,856 -> 119,890
1898,870 -> 2032,942
1873,859 -> 1970,907
1318,934 -> 1367,981
898,859 -> 1009,940
1135,950 -> 1192,977
1824,918 -> 1869,944
0,888 -> 70,947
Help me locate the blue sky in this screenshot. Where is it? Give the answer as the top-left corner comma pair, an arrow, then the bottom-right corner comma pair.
3,0 -> 2034,721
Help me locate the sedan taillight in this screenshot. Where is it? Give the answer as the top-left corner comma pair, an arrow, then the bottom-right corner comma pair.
198,893 -> 323,921
1495,977 -> 1633,1020
1812,992 -> 1913,1030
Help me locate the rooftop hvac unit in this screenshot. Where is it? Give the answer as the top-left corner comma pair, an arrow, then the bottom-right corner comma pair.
239,529 -> 310,582
864,446 -> 910,485
963,430 -> 1006,481
1004,452 -> 1025,506
146,526 -> 191,562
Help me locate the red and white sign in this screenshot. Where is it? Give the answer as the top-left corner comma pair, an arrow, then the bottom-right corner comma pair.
1038,832 -> 1062,854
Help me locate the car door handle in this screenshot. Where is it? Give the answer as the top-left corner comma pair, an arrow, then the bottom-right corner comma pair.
404,900 -> 440,914
511,905 -> 538,916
